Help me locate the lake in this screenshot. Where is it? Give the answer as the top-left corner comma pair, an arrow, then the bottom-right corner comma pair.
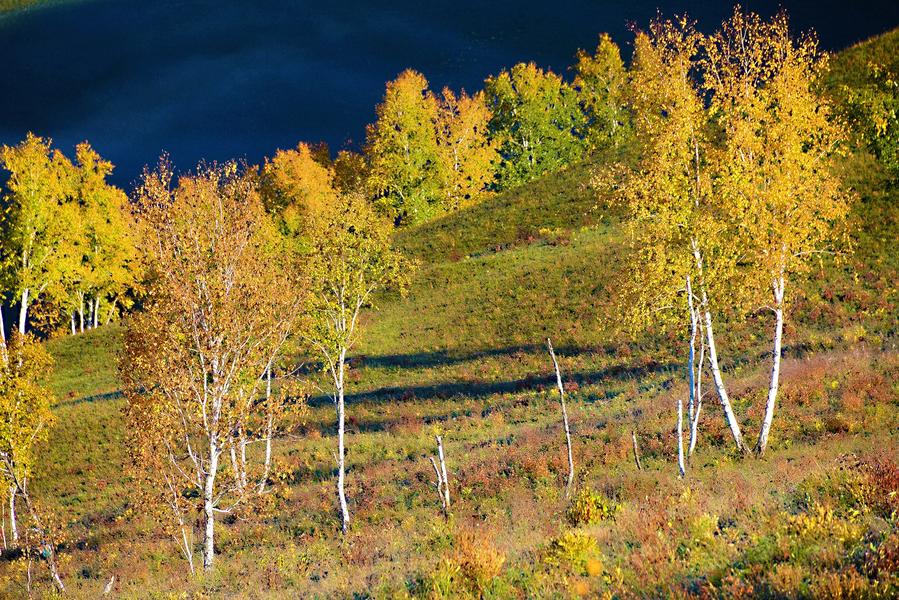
2,0 -> 897,187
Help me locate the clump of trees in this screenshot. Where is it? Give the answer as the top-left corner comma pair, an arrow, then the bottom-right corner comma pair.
365,69 -> 496,224
607,8 -> 853,468
122,160 -> 307,572
0,134 -> 141,337
364,38 -> 632,224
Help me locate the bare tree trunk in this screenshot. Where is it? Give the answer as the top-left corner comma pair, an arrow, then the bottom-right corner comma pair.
429,456 -> 447,517
756,277 -> 785,456
692,242 -> 745,453
677,275 -> 702,468
9,485 -> 17,544
0,307 -> 6,366
546,338 -> 575,497
336,351 -> 350,534
689,323 -> 705,458
259,364 -> 274,494
435,435 -> 450,509
70,312 -> 76,335
203,436 -> 219,572
104,297 -> 118,325
79,293 -> 85,333
677,392 -> 686,478
631,431 -> 642,471
1,494 -> 6,551
18,288 -> 29,335
93,297 -> 100,329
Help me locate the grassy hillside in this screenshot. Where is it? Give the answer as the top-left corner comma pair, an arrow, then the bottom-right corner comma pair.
3,40 -> 898,600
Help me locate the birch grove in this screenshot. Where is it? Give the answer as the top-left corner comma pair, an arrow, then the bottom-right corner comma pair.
122,160 -> 306,571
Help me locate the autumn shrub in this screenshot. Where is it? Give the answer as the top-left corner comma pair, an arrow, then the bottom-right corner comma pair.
567,487 -> 618,527
542,530 -> 598,573
809,567 -> 872,600
422,530 -> 507,599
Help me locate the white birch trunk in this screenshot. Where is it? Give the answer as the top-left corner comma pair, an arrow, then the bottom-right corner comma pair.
8,485 -> 17,544
105,298 -> 118,325
689,339 -> 704,458
677,392 -> 686,478
18,288 -> 29,335
202,436 -> 219,571
686,276 -> 705,458
631,431 -> 643,471
336,351 -> 350,534
436,435 -> 450,508
756,277 -> 785,456
0,307 -> 7,365
692,242 -> 745,453
93,297 -> 100,329
546,338 -> 575,497
429,456 -> 447,515
79,293 -> 85,333
259,364 -> 273,494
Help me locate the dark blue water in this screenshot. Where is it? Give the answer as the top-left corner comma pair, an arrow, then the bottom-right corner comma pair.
2,0 -> 897,187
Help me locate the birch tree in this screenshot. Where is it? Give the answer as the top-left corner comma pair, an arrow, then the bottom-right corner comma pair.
305,191 -> 411,533
484,62 -> 586,188
573,33 -> 633,151
62,142 -> 140,333
0,133 -> 77,334
609,17 -> 748,454
704,9 -> 853,455
435,88 -> 497,210
122,160 -> 305,572
366,69 -> 445,225
0,333 -> 65,592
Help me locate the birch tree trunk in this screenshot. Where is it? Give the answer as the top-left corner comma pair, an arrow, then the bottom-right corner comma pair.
18,288 -> 29,335
546,338 -> 575,497
756,276 -> 785,456
8,485 -> 17,544
0,307 -> 7,365
632,431 -> 643,471
336,350 -> 350,534
688,331 -> 704,458
203,435 -> 219,572
78,293 -> 85,333
677,393 -> 686,478
685,276 -> 698,466
259,364 -> 273,494
692,243 -> 745,453
93,297 -> 100,329
436,435 -> 450,508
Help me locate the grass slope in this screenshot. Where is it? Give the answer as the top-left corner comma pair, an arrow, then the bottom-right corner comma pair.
3,43 -> 898,600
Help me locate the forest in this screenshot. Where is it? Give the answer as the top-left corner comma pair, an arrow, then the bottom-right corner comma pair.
0,6 -> 897,598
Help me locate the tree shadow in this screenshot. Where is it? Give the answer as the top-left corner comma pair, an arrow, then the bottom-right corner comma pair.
309,357 -> 676,409
350,342 -> 614,371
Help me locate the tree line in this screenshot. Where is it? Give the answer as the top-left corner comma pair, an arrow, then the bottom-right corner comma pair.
0,5 -> 886,589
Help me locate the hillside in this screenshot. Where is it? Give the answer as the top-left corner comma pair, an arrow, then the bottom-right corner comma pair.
4,37 -> 899,600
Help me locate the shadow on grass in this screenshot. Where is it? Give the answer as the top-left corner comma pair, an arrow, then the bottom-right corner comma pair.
310,356 -> 676,409
350,342 -> 615,371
